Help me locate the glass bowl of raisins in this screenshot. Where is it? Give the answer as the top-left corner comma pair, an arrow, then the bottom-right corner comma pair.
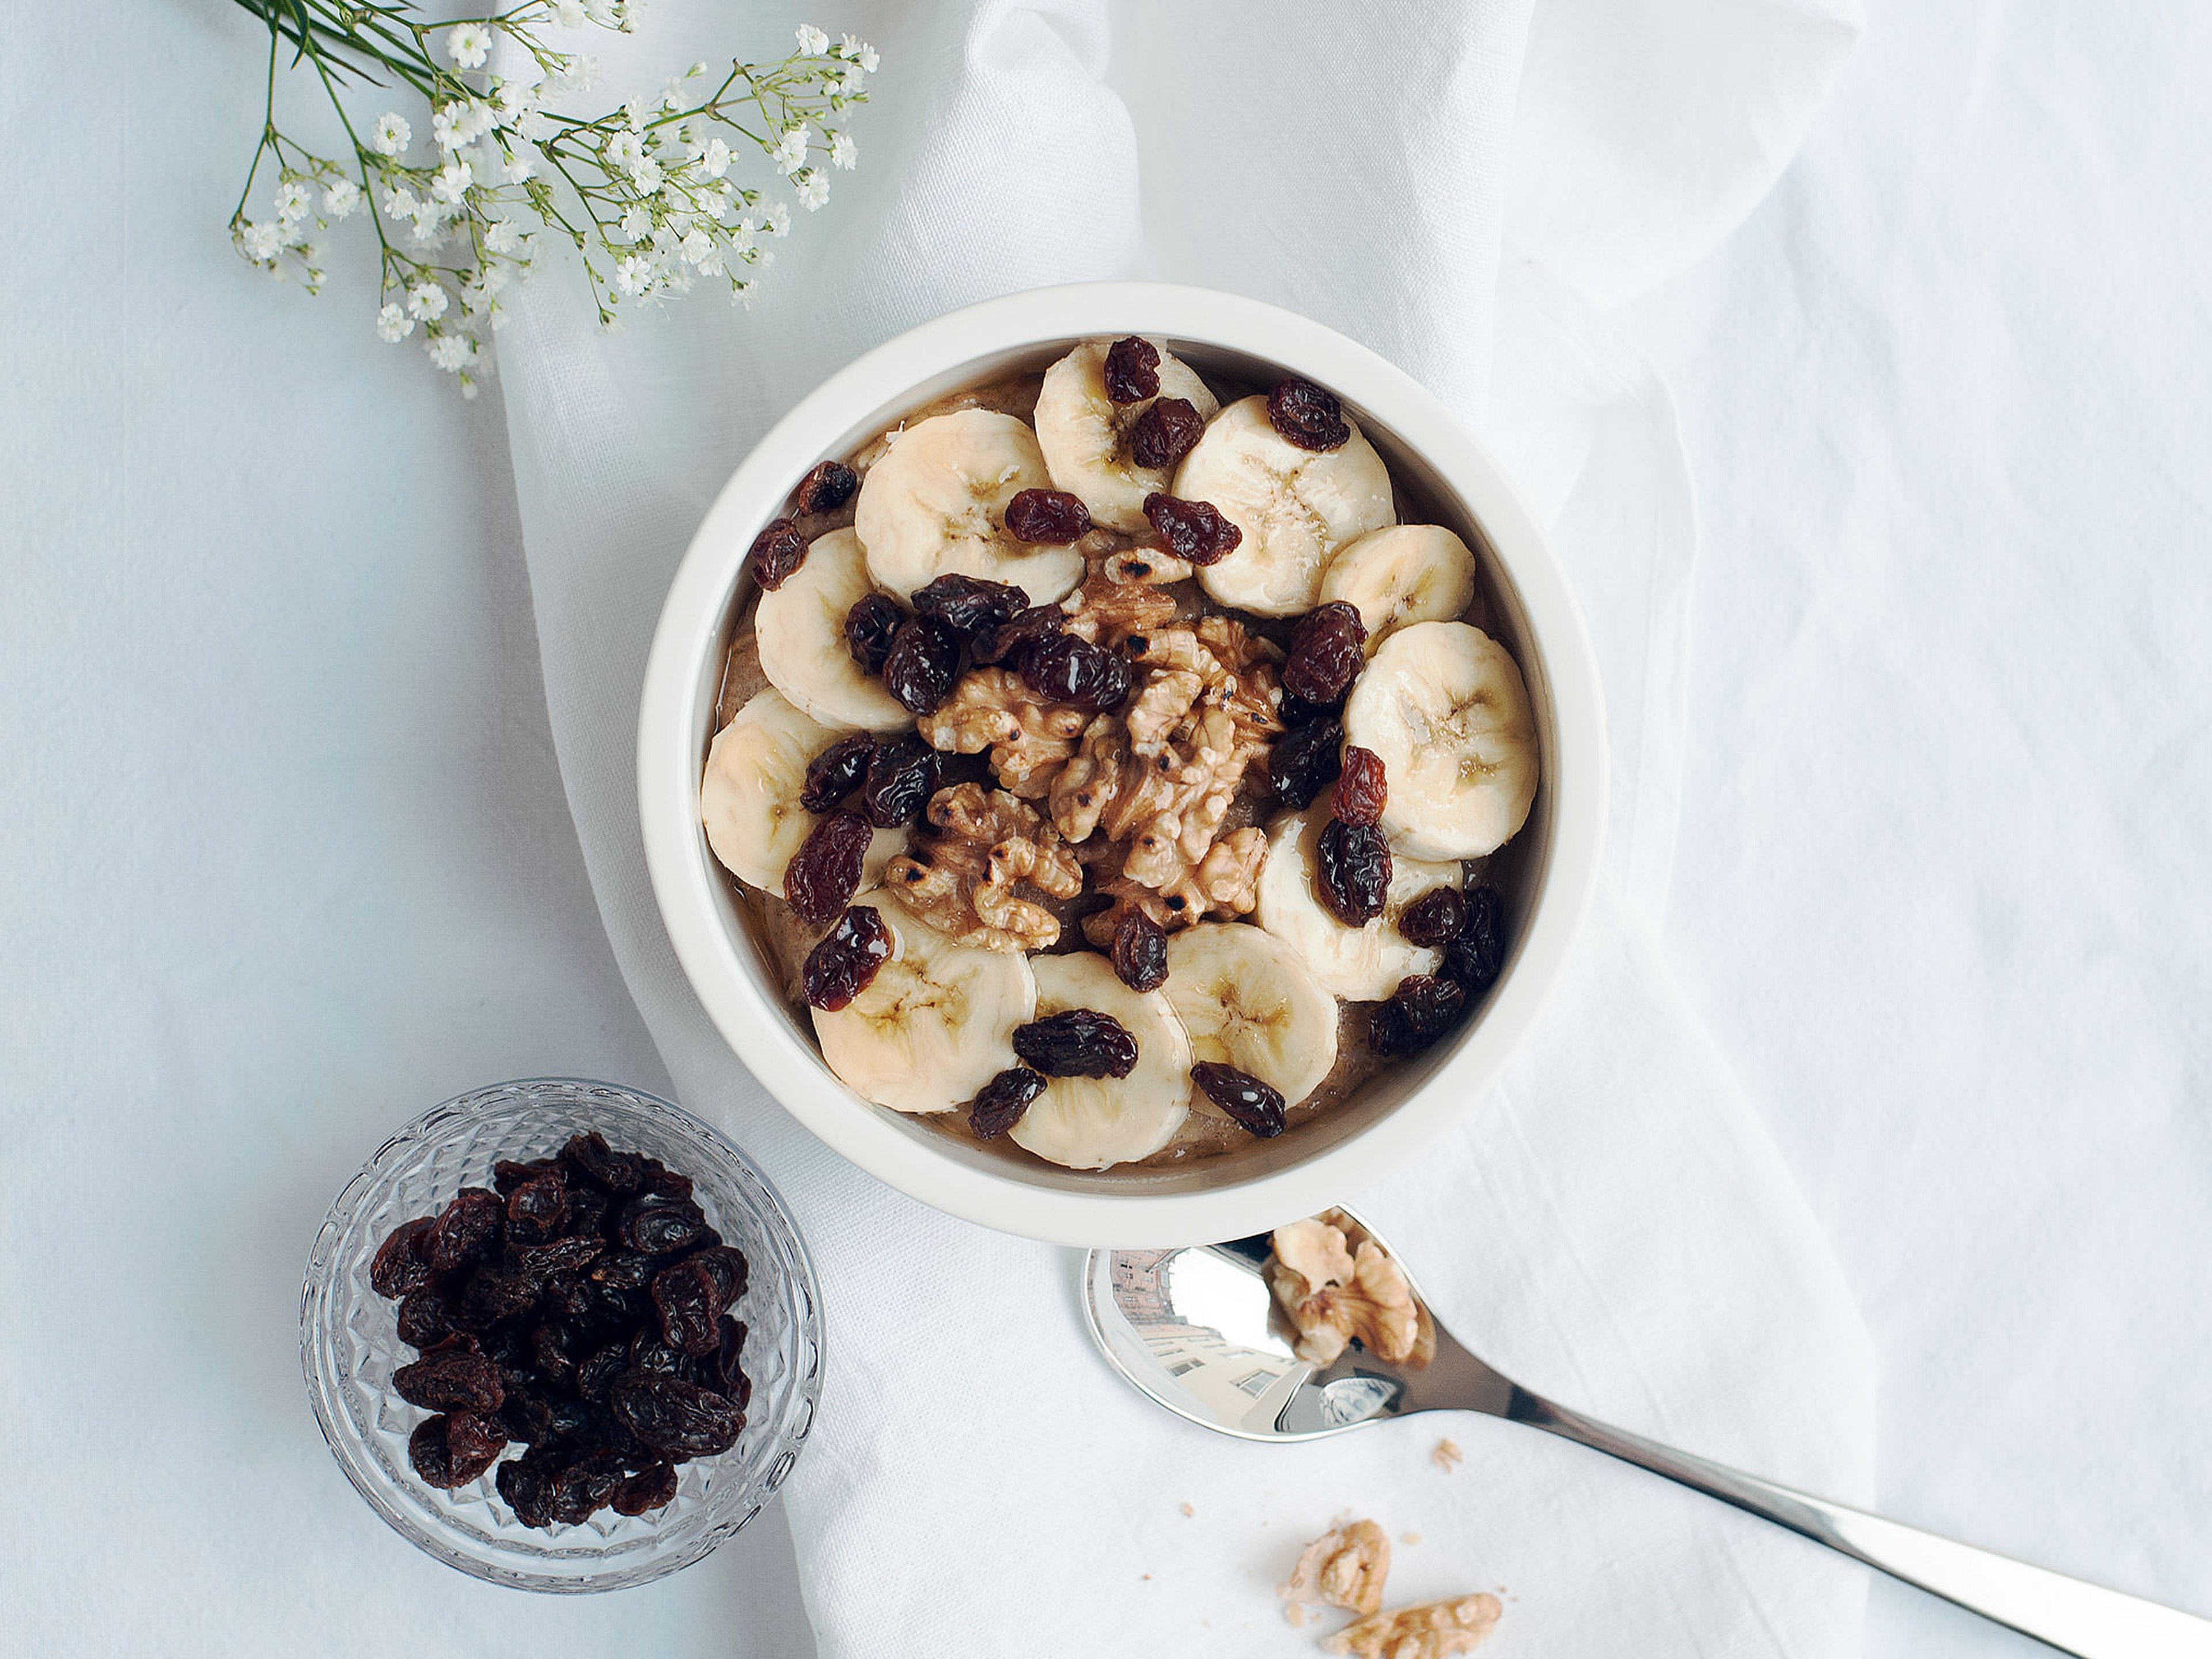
301,1078 -> 823,1592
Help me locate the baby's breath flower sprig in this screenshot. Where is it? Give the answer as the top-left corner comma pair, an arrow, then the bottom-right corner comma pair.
226,1 -> 878,397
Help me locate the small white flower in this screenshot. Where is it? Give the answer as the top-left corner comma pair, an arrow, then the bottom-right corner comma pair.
547,54 -> 598,96
774,125 -> 809,175
839,60 -> 865,92
732,278 -> 756,309
380,185 -> 419,221
430,157 -> 474,204
830,132 -> 857,171
446,23 -> 492,69
431,104 -> 465,150
498,146 -> 536,184
518,107 -> 556,142
238,220 -> 283,260
728,217 -> 755,252
858,41 -> 880,74
322,177 -> 362,219
372,112 -> 412,156
631,157 -> 663,192
839,31 -> 862,57
619,204 -> 653,240
490,79 -> 536,126
407,281 -> 449,320
428,332 -> 476,372
679,228 -> 714,267
410,209 -> 448,248
485,219 -> 523,256
613,253 -> 652,296
584,0 -> 622,24
699,184 -> 733,221
700,137 -> 732,180
605,130 -> 645,171
796,24 -> 830,55
764,202 -> 790,236
753,246 -> 775,271
376,302 -> 415,342
796,169 -> 829,211
274,179 -> 313,223
549,0 -> 586,26
461,99 -> 498,142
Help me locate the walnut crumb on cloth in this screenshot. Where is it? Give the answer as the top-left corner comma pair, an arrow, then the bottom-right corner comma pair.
1278,1516 -> 1392,1619
1324,1594 -> 1503,1659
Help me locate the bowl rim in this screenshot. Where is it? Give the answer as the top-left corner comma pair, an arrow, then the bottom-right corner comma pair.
638,281 -> 1607,1248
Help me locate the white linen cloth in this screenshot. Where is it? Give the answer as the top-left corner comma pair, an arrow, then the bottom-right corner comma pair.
497,2 -> 1873,1653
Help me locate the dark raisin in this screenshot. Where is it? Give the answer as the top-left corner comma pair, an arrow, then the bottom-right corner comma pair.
424,1188 -> 505,1274
686,1244 -> 749,1309
497,1449 -> 558,1526
651,1259 -> 724,1357
1267,377 -> 1351,451
612,1461 -> 680,1517
589,1251 -> 657,1291
794,459 -> 858,514
549,1448 -> 628,1525
1394,890 -> 1465,955
1130,396 -> 1205,470
457,1268 -> 537,1331
1282,601 -> 1368,706
577,1343 -> 628,1403
491,1157 -> 560,1196
565,1181 -> 608,1237
504,1172 -> 569,1244
1021,633 -> 1132,713
499,1389 -> 555,1448
1142,492 -> 1243,566
971,603 -> 1064,668
370,1217 -> 436,1299
616,1192 -> 710,1256
1103,334 -> 1161,402
1441,885 -> 1508,993
629,1325 -> 688,1377
396,1287 -> 456,1349
802,903 -> 895,1011
1266,716 -> 1344,810
538,1271 -> 593,1324
1368,973 -> 1469,1056
528,1321 -> 577,1391
640,1160 -> 695,1201
1316,819 -> 1391,925
1277,691 -> 1335,728
694,1315 -> 752,1402
1013,1010 -> 1140,1079
506,1234 -> 604,1286
965,1066 -> 1046,1139
1003,488 -> 1092,544
747,517 -> 808,591
1190,1061 -> 1287,1138
561,1131 -> 643,1194
611,1373 -> 745,1459
410,1411 -> 507,1489
912,572 -> 1028,637
843,592 -> 904,676
800,733 -> 874,813
882,615 -> 963,715
783,810 -> 874,924
1110,907 -> 1169,993
861,733 -> 938,827
1333,745 -> 1387,828
393,1346 -> 506,1414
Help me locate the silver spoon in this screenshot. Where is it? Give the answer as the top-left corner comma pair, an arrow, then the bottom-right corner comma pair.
1082,1209 -> 2212,1658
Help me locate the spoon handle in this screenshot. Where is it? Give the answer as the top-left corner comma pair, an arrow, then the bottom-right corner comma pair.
1508,1389 -> 2212,1658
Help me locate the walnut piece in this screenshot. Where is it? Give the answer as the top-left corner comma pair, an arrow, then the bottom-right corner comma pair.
882,783 -> 1083,952
1431,1438 -> 1464,1474
1324,1594 -> 1503,1659
1267,1212 -> 1429,1368
917,668 -> 1090,797
1278,1517 -> 1391,1620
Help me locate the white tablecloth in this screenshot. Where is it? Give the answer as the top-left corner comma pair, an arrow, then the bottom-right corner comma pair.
3,2 -> 2208,1654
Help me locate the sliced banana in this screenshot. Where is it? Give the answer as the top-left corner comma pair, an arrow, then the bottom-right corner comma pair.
853,408 -> 1082,604
1252,810 -> 1465,1001
1343,620 -> 1539,861
1164,923 -> 1338,1108
700,688 -> 905,891
1033,338 -> 1221,533
755,527 -> 912,732
1319,524 -> 1479,652
812,895 -> 1037,1115
1173,395 -> 1396,616
1009,952 -> 1192,1170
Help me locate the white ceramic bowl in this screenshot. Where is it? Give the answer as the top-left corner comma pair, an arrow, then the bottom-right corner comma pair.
639,283 -> 1605,1248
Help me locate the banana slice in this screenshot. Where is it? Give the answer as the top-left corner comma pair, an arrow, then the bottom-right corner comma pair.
1253,810 -> 1465,1001
700,688 -> 906,891
1319,524 -> 1479,652
1163,923 -> 1339,1107
755,526 -> 912,732
1173,395 -> 1396,616
1342,620 -> 1539,861
853,408 -> 1082,604
1033,338 -> 1221,533
812,895 -> 1038,1115
1009,952 -> 1192,1170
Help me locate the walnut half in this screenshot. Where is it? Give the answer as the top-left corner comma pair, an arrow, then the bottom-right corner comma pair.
1324,1594 -> 1504,1659
1279,1517 -> 1392,1619
1267,1212 -> 1431,1369
883,783 -> 1082,953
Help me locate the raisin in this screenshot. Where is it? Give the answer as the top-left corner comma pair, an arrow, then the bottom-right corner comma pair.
393,1346 -> 506,1414
1316,819 -> 1391,925
528,1322 -> 577,1391
783,810 -> 873,924
491,1157 -> 560,1196
640,1160 -> 695,1201
370,1217 -> 435,1299
1013,1010 -> 1140,1079
1103,334 -> 1161,403
793,459 -> 858,515
1282,601 -> 1368,706
1368,973 -> 1469,1056
1021,633 -> 1132,713
1266,716 -> 1343,810
965,1066 -> 1046,1139
497,1449 -> 558,1527
611,1374 -> 744,1459
1333,745 -> 1387,827
565,1182 -> 608,1237
1267,377 -> 1351,451
1142,492 -> 1243,566
652,1259 -> 725,1357
882,615 -> 962,715
912,572 -> 1027,637
687,1244 -> 750,1309
747,517 -> 808,591
612,1461 -> 680,1517
616,1191 -> 710,1256
800,733 -> 874,813
694,1316 -> 752,1403
539,1272 -> 592,1324
576,1343 -> 628,1403
561,1131 -> 643,1194
396,1287 -> 456,1349
424,1188 -> 505,1274
1398,886 -> 1468,949
1442,885 -> 1507,993
861,734 -> 938,828
843,592 -> 904,676
1190,1061 -> 1287,1138
803,903 -> 895,1011
499,1391 -> 555,1450
410,1411 -> 507,1489
589,1251 -> 657,1291
1003,488 -> 1092,544
506,1234 -> 604,1287
1277,691 -> 1335,728
504,1172 -> 569,1244
549,1448 -> 628,1525
457,1268 -> 537,1331
971,603 -> 1063,668
1130,396 -> 1205,469
1110,907 -> 1169,993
